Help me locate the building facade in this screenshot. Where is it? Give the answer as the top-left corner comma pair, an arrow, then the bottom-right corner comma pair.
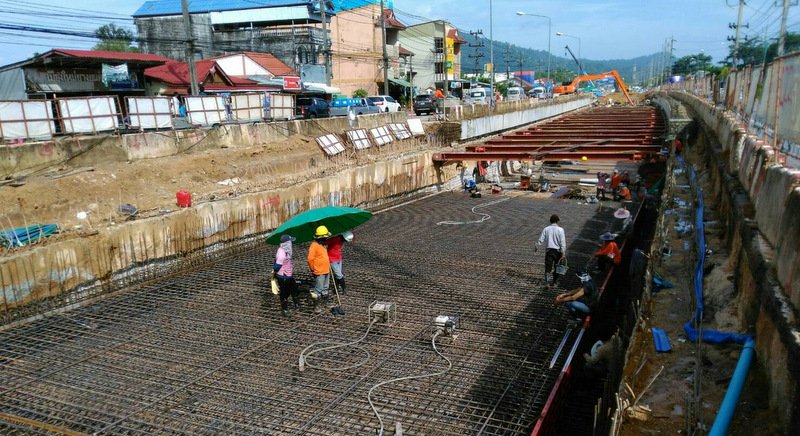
329,4 -> 409,97
133,0 -> 334,81
398,21 -> 463,93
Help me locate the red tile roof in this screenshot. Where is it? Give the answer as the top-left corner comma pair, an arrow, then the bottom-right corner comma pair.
399,46 -> 414,57
447,29 -> 466,44
382,9 -> 406,29
232,52 -> 297,76
145,60 -> 221,85
47,49 -> 173,63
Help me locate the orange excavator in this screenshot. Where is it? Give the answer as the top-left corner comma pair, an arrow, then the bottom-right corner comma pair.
552,70 -> 633,105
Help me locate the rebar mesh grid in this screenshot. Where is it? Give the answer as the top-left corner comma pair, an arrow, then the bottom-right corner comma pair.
1,193 -> 621,435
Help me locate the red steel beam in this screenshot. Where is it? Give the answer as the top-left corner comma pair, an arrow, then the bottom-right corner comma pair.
433,151 -> 656,162
466,145 -> 663,153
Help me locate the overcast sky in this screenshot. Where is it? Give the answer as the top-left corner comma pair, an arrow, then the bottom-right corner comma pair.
0,0 -> 796,66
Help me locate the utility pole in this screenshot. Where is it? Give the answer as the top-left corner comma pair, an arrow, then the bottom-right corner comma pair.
505,45 -> 511,81
667,36 -> 675,77
181,0 -> 198,95
729,0 -> 747,68
468,30 -> 484,78
489,0 -> 494,111
320,0 -> 331,86
777,0 -> 791,56
381,0 -> 389,94
442,21 -> 448,118
518,53 -> 525,73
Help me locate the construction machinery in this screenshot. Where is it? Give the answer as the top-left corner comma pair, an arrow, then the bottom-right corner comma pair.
553,70 -> 633,105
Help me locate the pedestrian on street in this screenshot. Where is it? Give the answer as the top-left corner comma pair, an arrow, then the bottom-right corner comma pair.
595,232 -> 621,272
536,214 -> 566,288
273,234 -> 300,317
617,184 -> 632,201
308,225 -> 332,312
555,271 -> 599,319
327,230 -> 353,295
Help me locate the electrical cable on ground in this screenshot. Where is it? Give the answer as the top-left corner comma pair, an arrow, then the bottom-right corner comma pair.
436,197 -> 510,225
299,316 -> 377,372
368,330 -> 453,436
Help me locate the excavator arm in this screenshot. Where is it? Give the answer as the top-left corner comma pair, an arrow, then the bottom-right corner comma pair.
554,70 -> 634,105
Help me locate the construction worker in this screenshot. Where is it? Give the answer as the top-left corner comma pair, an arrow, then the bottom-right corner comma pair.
535,214 -> 566,288
595,232 -> 621,272
617,184 -> 632,201
327,230 -> 353,295
273,234 -> 300,317
555,271 -> 599,319
610,169 -> 622,199
308,225 -> 331,313
433,88 -> 445,113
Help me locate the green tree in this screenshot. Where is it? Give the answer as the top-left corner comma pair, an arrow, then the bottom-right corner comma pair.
725,32 -> 800,67
93,24 -> 139,52
672,53 -> 713,76
352,88 -> 368,98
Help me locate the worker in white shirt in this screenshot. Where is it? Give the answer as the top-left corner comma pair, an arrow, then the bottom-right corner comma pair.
535,214 -> 566,288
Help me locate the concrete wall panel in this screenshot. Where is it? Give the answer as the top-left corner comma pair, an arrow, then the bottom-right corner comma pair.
755,167 -> 800,246
459,97 -> 592,141
776,187 -> 800,305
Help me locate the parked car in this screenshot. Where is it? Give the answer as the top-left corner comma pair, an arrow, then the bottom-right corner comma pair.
529,87 -> 546,99
413,94 -> 434,115
466,87 -> 489,105
368,95 -> 401,112
506,86 -> 524,101
328,98 -> 382,117
295,97 -> 329,119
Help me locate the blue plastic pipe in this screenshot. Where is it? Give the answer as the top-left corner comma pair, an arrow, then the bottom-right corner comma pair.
709,337 -> 756,436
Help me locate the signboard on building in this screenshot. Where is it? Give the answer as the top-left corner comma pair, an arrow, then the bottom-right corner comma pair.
445,37 -> 455,75
26,67 -> 143,92
283,76 -> 301,90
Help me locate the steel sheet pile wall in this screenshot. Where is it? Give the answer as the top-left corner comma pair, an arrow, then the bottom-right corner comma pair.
0,193 -> 611,434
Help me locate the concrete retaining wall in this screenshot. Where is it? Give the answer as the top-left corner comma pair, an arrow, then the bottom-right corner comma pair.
670,91 -> 800,430
460,97 -> 593,141
0,112 -> 409,177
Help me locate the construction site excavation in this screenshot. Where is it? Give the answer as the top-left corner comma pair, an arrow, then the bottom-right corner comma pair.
1,187 -> 636,435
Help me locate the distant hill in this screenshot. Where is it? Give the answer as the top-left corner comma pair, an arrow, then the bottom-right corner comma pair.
460,31 -> 663,85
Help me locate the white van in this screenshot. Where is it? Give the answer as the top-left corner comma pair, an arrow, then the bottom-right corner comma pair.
507,87 -> 524,101
529,86 -> 546,99
468,87 -> 488,105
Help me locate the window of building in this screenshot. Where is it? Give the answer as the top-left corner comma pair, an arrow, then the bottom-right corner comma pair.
434,38 -> 443,54
435,62 -> 444,74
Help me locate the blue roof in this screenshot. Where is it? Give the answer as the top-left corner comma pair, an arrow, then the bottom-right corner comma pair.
133,0 -> 333,17
335,0 -> 391,12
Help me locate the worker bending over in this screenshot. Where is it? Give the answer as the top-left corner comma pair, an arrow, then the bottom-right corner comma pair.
595,232 -> 621,272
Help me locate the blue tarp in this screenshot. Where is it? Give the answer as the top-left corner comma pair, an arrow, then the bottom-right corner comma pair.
0,224 -> 59,248
678,155 -> 752,345
652,327 -> 672,352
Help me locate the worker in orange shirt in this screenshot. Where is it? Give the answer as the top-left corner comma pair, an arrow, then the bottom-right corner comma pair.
610,169 -> 622,199
595,232 -> 622,272
433,88 -> 445,113
617,184 -> 632,201
308,225 -> 332,313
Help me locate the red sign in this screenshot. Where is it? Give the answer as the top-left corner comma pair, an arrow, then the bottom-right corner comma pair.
283,76 -> 301,91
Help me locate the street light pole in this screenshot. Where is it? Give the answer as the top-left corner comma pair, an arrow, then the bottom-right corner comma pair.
489,0 -> 494,111
515,12 -> 551,85
556,32 -> 581,73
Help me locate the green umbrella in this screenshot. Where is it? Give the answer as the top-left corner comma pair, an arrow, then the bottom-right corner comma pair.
266,206 -> 373,245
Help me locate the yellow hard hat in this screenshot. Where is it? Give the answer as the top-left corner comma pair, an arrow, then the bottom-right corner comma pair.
315,225 -> 331,238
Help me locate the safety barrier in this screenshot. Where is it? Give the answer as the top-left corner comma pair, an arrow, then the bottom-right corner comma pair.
126,96 -> 172,130
57,96 -> 120,134
0,100 -> 55,141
